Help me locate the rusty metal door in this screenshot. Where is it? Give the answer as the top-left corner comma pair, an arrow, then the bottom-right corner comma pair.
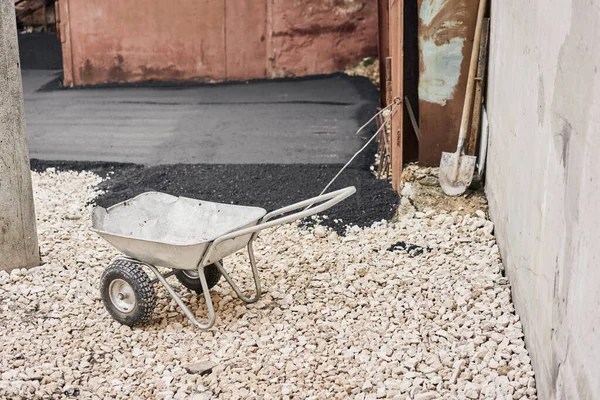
382,0 -> 421,192
59,0 -> 227,86
417,0 -> 478,166
225,0 -> 268,80
59,0 -> 269,86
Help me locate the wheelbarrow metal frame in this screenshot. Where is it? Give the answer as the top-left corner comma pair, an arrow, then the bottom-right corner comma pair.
100,186 -> 355,329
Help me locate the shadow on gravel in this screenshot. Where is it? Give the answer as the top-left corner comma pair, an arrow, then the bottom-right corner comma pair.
31,161 -> 399,235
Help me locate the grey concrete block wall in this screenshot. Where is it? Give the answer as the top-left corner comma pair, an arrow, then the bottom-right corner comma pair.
485,0 -> 600,398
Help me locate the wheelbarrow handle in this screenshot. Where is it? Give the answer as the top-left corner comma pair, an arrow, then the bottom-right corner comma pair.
212,186 -> 356,244
262,185 -> 357,224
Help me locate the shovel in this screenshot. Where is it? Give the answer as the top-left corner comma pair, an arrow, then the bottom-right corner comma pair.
439,0 -> 487,196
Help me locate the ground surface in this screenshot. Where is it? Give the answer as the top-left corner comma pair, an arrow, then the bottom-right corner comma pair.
0,169 -> 537,399
22,71 -> 377,165
12,66 -> 538,399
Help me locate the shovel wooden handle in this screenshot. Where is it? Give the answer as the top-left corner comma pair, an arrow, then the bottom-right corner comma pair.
457,0 -> 487,153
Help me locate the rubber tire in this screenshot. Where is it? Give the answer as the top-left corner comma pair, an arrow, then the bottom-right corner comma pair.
100,259 -> 156,327
175,262 -> 222,294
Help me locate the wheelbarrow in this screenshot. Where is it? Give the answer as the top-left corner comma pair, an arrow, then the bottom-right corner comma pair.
91,187 -> 355,329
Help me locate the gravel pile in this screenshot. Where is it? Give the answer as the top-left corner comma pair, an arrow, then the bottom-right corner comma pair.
345,57 -> 380,86
0,169 -> 537,399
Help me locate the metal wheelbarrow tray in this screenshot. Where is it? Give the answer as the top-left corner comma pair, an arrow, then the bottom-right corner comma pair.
91,187 -> 355,329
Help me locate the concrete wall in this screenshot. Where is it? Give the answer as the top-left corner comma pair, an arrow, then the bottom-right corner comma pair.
57,0 -> 377,86
486,0 -> 600,399
0,0 -> 40,270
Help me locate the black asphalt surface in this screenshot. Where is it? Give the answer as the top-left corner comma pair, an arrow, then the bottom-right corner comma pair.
24,72 -> 379,165
25,71 -> 399,231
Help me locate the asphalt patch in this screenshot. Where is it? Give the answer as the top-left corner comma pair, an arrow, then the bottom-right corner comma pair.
387,241 -> 429,257
31,160 -> 399,235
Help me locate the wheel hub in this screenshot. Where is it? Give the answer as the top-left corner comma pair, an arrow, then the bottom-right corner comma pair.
108,279 -> 136,314
182,270 -> 200,280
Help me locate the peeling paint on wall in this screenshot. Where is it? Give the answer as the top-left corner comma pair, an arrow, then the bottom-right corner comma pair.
418,0 -> 468,106
419,0 -> 447,26
419,36 -> 465,106
416,0 -> 477,165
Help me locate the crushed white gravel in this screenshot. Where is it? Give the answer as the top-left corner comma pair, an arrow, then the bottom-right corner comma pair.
0,169 -> 537,399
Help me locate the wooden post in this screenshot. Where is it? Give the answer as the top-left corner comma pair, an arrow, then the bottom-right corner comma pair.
465,18 -> 490,156
377,0 -> 390,106
58,0 -> 74,86
384,57 -> 393,177
390,0 -> 404,192
43,0 -> 47,32
55,0 -> 61,40
0,0 -> 40,271
385,57 -> 392,106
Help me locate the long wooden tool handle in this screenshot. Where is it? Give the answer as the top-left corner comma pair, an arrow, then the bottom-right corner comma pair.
456,0 -> 487,153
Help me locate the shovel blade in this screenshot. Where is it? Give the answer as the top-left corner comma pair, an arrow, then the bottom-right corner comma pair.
439,152 -> 477,196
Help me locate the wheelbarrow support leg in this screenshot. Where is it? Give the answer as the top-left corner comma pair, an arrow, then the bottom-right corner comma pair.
146,263 -> 216,329
213,241 -> 261,304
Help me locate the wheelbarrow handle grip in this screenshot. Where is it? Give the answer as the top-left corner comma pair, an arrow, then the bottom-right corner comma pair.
212,186 -> 356,244
262,186 -> 356,224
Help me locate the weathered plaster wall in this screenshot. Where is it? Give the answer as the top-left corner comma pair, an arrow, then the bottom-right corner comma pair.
486,0 -> 600,398
58,0 -> 377,86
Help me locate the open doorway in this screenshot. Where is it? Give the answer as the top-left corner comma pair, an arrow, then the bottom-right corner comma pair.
14,0 -> 62,70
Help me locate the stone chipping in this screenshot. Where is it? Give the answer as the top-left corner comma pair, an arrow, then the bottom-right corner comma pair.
0,168 -> 537,399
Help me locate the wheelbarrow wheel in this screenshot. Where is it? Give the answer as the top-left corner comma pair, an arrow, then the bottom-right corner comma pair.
175,262 -> 222,294
100,259 -> 156,327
